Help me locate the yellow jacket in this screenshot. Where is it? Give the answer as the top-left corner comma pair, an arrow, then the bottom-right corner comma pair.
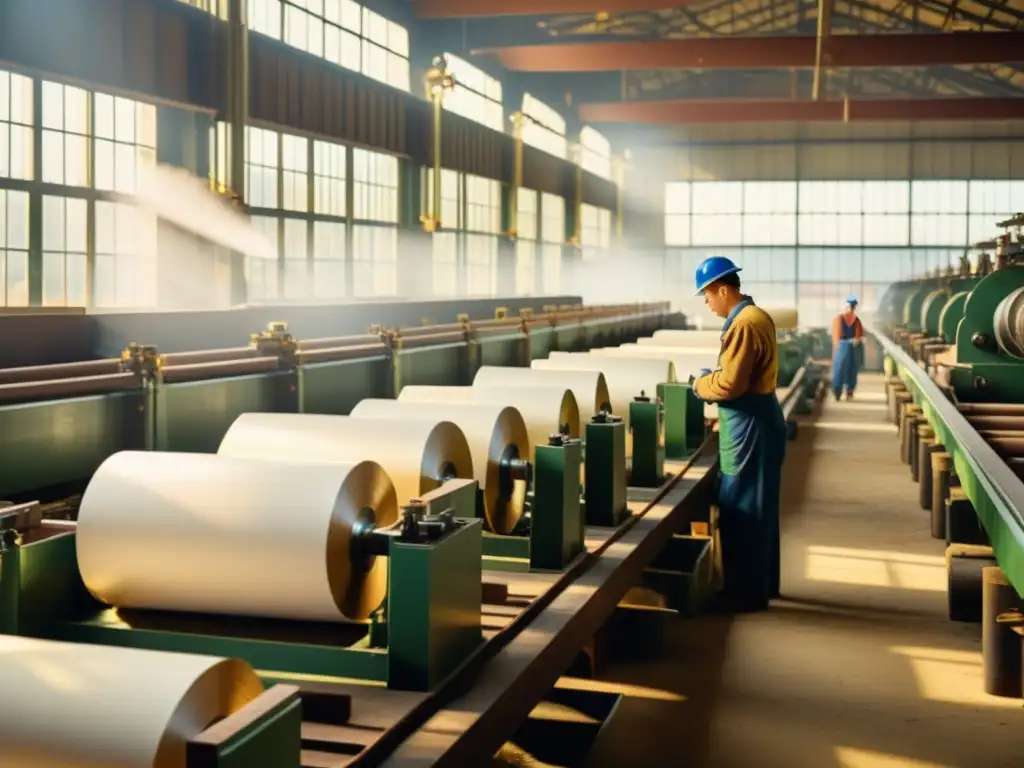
694,305 -> 779,402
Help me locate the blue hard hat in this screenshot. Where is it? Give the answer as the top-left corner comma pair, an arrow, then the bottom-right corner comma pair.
846,295 -> 858,306
694,256 -> 742,295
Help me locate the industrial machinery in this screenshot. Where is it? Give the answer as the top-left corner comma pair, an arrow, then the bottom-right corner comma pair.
875,213 -> 1024,699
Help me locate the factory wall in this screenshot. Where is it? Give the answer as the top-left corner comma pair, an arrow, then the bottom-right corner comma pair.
0,0 -> 621,314
622,121 -> 1024,327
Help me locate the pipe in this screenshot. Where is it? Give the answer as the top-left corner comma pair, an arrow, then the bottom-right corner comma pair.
0,373 -> 140,405
812,0 -> 834,101
0,359 -> 122,385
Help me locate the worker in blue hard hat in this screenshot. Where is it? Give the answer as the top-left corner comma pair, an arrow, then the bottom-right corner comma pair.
691,255 -> 787,612
831,295 -> 864,401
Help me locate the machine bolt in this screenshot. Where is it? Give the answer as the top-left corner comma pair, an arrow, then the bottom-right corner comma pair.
548,433 -> 567,446
971,332 -> 989,348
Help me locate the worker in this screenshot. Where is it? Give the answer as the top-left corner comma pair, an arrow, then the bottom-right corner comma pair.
691,256 -> 787,612
831,295 -> 864,401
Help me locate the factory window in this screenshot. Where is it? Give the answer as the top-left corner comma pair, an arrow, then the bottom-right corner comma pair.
281,217 -> 310,298
515,189 -> 538,296
466,175 -> 501,236
352,148 -> 398,224
313,140 -> 346,217
465,234 -> 498,297
93,93 -> 157,196
249,0 -> 283,40
269,1 -> 410,92
245,126 -> 280,209
433,232 -> 458,297
664,182 -> 691,247
312,220 -> 346,298
425,168 -> 462,230
94,201 -> 158,308
540,192 -> 564,293
0,70 -> 34,181
580,127 -> 611,181
41,82 -> 89,188
910,180 -> 968,247
443,54 -> 504,133
281,134 -> 309,212
741,182 -> 797,247
797,181 -> 909,247
522,94 -> 567,161
41,195 -> 87,307
691,182 -> 744,247
352,224 -> 397,297
0,189 -> 29,306
966,180 -> 1024,244
247,215 -> 280,301
581,204 -> 612,259
178,0 -> 227,17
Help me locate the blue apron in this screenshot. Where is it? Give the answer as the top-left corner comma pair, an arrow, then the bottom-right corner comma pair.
831,315 -> 861,395
714,299 -> 787,609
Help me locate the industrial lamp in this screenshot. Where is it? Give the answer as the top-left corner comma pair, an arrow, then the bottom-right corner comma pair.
421,55 -> 457,233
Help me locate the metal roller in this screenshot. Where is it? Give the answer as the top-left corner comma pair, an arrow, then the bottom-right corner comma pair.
77,451 -> 398,623
994,286 -> 1024,360
398,385 -> 581,456
473,366 -> 611,421
350,399 -> 530,535
0,636 -> 263,768
217,412 -> 474,509
958,403 -> 1024,416
982,566 -> 1024,697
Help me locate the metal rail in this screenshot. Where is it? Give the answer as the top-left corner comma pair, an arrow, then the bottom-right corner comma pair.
870,325 -> 1024,590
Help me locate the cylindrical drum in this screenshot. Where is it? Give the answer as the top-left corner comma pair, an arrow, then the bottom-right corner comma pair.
217,412 -> 474,510
946,544 -> 995,622
643,329 -> 724,347
351,399 -> 529,534
931,451 -> 952,539
77,451 -> 398,623
0,636 -> 264,768
474,366 -> 612,421
398,384 -> 580,455
588,346 -> 719,381
533,354 -> 674,417
982,566 -> 1024,697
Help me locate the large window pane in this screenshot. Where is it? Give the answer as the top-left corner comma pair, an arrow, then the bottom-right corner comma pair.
352,224 -> 397,297
94,93 -> 157,195
313,140 -> 346,217
41,195 -> 88,306
580,126 -> 611,180
41,82 -> 89,187
0,189 -> 30,305
246,126 -> 280,208
465,233 -> 497,297
0,69 -> 34,181
445,54 -> 504,133
353,148 -> 398,223
312,220 -> 345,298
522,93 -> 567,160
94,201 -> 157,308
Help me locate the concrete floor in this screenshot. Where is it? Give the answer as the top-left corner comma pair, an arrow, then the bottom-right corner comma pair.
585,373 -> 1023,768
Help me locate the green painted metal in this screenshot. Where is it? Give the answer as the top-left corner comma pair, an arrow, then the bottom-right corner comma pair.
641,535 -> 713,616
530,439 -> 584,571
298,357 -> 391,415
951,266 -> 1024,402
153,372 -> 293,453
387,518 -> 483,691
0,392 -> 147,499
920,289 -> 951,337
529,325 -> 557,360
394,343 -> 471,392
194,695 -> 303,768
662,383 -> 706,461
878,327 -> 1024,597
476,333 -> 529,369
939,291 -> 970,343
584,416 -> 629,527
628,398 -> 664,488
902,284 -> 935,331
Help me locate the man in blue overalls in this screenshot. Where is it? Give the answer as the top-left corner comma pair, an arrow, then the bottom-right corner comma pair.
831,295 -> 864,401
692,256 -> 788,612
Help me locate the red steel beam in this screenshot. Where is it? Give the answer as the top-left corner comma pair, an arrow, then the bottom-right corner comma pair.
413,0 -> 699,18
578,98 -> 1024,123
477,32 -> 1024,71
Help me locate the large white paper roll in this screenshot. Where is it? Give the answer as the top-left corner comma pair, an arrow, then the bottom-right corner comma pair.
532,355 -> 675,454
762,307 -> 799,331
351,399 -> 529,534
642,329 -> 724,347
588,346 -> 719,380
399,384 -> 580,457
77,451 -> 398,623
217,412 -> 474,510
473,366 -> 612,420
0,635 -> 263,768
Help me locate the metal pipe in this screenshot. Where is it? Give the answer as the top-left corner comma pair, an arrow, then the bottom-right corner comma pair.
160,347 -> 257,366
966,415 -> 1024,431
0,373 -> 139,405
159,357 -> 279,383
297,345 -> 389,365
0,359 -> 122,385
812,0 -> 834,101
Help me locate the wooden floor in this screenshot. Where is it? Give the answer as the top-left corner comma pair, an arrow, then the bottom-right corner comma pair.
583,373 -> 1023,768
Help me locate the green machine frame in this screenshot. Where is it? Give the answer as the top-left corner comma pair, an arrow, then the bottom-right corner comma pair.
0,482 -> 484,693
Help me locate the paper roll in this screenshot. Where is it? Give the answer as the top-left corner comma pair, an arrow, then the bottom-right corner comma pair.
78,451 -> 398,623
400,384 -> 581,457
589,346 -> 720,379
0,635 -> 263,768
643,329 -> 724,347
532,355 -> 675,455
217,412 -> 474,510
762,307 -> 799,331
351,399 -> 529,534
473,366 -> 612,421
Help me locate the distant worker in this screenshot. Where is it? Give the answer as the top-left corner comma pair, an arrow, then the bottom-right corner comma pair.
831,295 -> 864,401
692,256 -> 787,612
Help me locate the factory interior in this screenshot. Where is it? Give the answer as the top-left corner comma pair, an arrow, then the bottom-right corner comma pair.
5,0 -> 1024,766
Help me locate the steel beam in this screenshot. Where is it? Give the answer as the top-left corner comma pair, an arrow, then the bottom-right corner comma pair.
578,97 -> 1024,123
413,0 -> 700,18
476,31 -> 1024,72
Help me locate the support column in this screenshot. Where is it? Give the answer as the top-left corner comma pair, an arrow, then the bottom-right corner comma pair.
227,0 -> 249,306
